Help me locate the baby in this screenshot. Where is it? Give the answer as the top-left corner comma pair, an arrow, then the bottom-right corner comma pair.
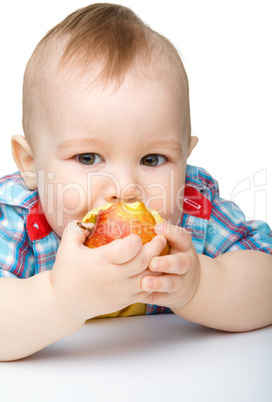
0,3 -> 271,361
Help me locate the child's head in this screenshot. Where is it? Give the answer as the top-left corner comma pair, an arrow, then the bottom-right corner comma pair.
12,3 -> 198,236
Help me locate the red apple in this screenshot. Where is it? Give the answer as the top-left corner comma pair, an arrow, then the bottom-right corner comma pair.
82,201 -> 169,255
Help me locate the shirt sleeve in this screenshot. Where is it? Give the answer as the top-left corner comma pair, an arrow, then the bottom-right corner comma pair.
0,203 -> 35,278
204,186 -> 272,257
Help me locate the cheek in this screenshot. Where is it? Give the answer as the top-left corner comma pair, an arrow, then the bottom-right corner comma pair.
37,176 -> 89,236
57,184 -> 87,211
144,167 -> 185,222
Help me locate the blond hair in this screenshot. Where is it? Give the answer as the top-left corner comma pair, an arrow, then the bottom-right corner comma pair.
23,3 -> 190,141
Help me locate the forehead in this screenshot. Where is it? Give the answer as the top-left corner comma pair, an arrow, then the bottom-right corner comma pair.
36,71 -> 187,165
28,45 -> 190,154
46,64 -> 186,130
25,30 -> 189,127
46,54 -> 187,117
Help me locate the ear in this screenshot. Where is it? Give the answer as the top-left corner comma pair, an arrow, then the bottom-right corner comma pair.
11,135 -> 37,190
187,136 -> 198,158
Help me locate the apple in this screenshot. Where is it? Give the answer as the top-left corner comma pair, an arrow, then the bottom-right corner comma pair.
82,201 -> 169,255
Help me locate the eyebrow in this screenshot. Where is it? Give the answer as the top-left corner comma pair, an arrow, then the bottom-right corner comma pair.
56,137 -> 104,151
144,138 -> 183,153
56,136 -> 183,154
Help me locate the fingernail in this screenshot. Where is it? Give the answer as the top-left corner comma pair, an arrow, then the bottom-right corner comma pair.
159,236 -> 167,247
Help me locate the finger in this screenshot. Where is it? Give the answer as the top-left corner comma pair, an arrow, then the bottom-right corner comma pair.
141,274 -> 180,293
155,223 -> 192,251
126,235 -> 167,277
149,253 -> 191,275
61,220 -> 92,246
95,233 -> 143,264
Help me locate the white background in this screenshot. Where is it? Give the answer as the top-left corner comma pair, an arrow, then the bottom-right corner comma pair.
0,0 -> 271,227
1,315 -> 272,402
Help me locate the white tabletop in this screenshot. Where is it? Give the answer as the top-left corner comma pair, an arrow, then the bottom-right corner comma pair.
1,314 -> 271,402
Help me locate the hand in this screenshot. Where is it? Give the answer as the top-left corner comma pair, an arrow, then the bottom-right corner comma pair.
50,220 -> 167,323
140,223 -> 200,310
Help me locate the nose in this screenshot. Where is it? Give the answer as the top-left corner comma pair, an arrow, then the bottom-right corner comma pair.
103,168 -> 143,204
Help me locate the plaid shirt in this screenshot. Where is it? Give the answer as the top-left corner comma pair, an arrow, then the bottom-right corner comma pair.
1,166 -> 271,315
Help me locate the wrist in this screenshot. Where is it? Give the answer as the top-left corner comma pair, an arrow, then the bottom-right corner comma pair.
48,269 -> 86,329
171,254 -> 212,317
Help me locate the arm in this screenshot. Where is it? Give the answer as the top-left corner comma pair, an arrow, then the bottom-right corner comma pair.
174,250 -> 272,332
141,224 -> 272,332
0,271 -> 83,361
0,221 -> 166,361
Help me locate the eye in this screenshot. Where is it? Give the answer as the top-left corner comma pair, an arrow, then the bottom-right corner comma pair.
141,154 -> 167,167
75,153 -> 103,165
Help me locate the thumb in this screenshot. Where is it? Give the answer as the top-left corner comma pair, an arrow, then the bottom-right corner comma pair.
61,220 -> 94,246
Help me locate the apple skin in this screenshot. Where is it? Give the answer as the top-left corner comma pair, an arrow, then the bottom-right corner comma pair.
82,201 -> 169,255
